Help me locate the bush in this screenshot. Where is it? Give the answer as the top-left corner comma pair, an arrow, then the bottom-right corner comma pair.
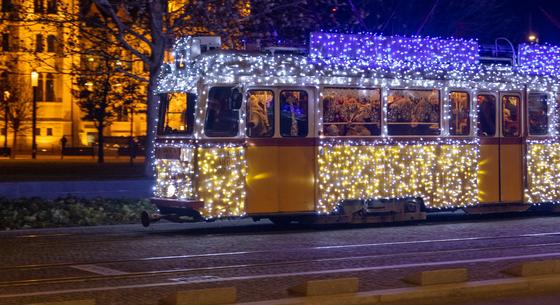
0,197 -> 155,230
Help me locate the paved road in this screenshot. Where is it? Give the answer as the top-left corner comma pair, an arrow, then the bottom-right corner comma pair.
2,212 -> 560,304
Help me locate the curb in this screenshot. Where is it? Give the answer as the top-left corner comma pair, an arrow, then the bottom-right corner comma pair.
235,274 -> 560,305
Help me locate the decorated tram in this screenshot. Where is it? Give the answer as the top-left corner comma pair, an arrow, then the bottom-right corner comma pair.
142,32 -> 560,226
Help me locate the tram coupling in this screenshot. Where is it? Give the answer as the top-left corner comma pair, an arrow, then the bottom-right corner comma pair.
141,211 -> 162,227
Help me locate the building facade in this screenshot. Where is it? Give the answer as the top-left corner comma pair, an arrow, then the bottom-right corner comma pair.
0,0 -> 147,154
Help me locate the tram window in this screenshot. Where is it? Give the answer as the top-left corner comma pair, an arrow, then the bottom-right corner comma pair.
477,94 -> 496,137
322,88 -> 381,136
204,86 -> 241,137
502,95 -> 520,137
449,91 -> 470,136
528,93 -> 548,135
247,90 -> 274,137
387,89 -> 440,135
280,90 -> 308,137
158,92 -> 196,136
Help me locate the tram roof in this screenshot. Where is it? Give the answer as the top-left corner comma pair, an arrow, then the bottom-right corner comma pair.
156,35 -> 560,94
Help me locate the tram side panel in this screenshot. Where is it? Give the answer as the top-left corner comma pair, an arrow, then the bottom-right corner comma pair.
246,145 -> 280,214
477,144 -> 500,203
500,142 -> 524,203
277,145 -> 315,212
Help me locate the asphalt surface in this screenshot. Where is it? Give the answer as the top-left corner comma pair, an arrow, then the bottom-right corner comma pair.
2,212 -> 560,304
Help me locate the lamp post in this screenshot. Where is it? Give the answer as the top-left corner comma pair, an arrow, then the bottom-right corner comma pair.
3,90 -> 9,151
31,70 -> 38,159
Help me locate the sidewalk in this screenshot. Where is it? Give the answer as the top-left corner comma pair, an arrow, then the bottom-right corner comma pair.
0,156 -> 147,182
0,156 -> 152,198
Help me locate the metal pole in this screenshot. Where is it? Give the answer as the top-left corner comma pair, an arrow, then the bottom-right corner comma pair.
3,99 -> 7,149
129,109 -> 134,166
31,86 -> 37,159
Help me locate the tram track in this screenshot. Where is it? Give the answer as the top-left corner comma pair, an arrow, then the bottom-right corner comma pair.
4,230 -> 560,272
3,237 -> 560,290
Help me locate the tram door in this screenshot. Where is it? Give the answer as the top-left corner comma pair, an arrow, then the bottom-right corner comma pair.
477,92 -> 524,204
477,93 -> 500,203
245,88 -> 316,214
498,93 -> 524,203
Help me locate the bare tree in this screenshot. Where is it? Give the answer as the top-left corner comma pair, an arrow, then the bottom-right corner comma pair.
5,82 -> 33,159
81,0 -> 351,175
74,57 -> 122,163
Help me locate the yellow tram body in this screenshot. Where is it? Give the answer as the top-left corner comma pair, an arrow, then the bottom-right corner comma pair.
146,34 -> 560,225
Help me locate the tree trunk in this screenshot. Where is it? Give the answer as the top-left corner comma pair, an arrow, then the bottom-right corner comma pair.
143,0 -> 166,177
10,129 -> 16,159
145,73 -> 158,176
144,45 -> 164,177
97,126 -> 105,163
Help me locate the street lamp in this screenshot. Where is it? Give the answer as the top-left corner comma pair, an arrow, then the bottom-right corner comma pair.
3,90 -> 10,152
31,70 -> 38,159
528,34 -> 539,43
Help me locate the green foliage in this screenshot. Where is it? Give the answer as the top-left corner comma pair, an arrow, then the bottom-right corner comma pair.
0,197 -> 155,230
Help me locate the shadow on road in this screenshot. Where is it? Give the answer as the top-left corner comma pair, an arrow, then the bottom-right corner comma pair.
143,211 -> 559,237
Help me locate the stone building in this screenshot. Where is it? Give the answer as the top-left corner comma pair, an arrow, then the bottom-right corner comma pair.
0,0 -> 147,154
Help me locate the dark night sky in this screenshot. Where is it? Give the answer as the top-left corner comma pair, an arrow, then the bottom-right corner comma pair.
323,0 -> 560,45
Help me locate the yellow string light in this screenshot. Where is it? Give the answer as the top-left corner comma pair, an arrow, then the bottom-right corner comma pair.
317,140 -> 479,213
526,142 -> 560,203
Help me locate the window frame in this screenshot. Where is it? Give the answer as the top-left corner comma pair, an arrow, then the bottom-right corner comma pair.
46,35 -> 56,53
203,85 -> 242,138
386,88 -> 442,136
246,89 -> 275,138
527,92 -> 549,136
2,32 -> 9,52
556,94 -> 560,135
501,94 -> 522,137
448,90 -> 471,136
157,92 -> 197,137
35,34 -> 44,52
279,89 -> 310,138
34,0 -> 44,13
45,73 -> 55,102
320,86 -> 382,137
476,92 -> 498,138
1,0 -> 13,12
46,0 -> 56,14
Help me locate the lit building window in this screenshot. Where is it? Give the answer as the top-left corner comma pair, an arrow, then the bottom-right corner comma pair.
2,33 -> 9,52
46,128 -> 53,136
35,34 -> 44,52
46,0 -> 56,13
35,73 -> 56,102
1,0 -> 12,12
45,73 -> 55,102
47,35 -> 56,53
34,0 -> 44,13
